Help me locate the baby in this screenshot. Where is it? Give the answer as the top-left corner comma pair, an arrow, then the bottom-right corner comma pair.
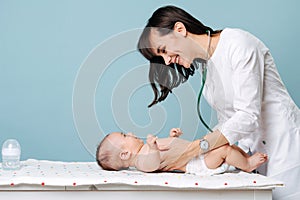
96,128 -> 267,175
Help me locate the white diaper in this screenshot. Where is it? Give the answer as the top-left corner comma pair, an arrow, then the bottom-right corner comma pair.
186,155 -> 236,176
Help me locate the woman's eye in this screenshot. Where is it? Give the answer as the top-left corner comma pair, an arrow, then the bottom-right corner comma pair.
157,48 -> 166,54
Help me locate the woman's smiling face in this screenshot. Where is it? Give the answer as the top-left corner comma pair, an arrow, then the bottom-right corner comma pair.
149,27 -> 196,68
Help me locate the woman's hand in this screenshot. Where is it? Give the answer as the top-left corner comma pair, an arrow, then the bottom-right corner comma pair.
169,128 -> 183,137
160,139 -> 201,171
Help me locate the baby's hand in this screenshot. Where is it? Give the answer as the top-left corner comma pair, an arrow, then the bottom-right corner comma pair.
146,134 -> 158,149
169,128 -> 183,137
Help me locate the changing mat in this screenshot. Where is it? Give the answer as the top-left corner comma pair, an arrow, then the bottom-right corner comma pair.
0,159 -> 283,189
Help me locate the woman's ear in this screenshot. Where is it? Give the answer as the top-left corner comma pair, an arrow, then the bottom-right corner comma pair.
174,22 -> 187,37
119,150 -> 131,161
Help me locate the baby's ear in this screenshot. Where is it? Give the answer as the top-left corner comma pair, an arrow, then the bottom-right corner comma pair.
119,150 -> 131,161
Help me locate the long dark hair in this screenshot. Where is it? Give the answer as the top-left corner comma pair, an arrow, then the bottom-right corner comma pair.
137,5 -> 220,107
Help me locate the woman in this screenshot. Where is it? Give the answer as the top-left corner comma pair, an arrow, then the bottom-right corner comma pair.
137,5 -> 300,200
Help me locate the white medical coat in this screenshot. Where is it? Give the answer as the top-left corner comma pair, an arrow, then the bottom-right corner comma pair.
204,28 -> 300,200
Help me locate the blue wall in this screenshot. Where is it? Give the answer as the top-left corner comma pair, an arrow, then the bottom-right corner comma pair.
1,0 -> 299,161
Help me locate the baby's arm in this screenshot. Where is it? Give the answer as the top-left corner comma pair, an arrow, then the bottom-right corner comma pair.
135,135 -> 161,172
156,128 -> 183,151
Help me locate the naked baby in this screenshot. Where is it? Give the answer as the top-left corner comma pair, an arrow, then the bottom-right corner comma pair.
96,128 -> 267,175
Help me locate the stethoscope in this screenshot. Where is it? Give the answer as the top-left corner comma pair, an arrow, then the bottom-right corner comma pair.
196,30 -> 213,133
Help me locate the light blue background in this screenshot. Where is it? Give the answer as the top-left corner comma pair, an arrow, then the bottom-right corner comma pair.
1,0 -> 299,161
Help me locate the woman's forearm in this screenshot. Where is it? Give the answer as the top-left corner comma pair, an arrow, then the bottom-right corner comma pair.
177,130 -> 229,159
204,129 -> 229,151
161,129 -> 229,171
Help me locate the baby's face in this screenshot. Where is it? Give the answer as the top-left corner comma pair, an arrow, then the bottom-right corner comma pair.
108,132 -> 144,153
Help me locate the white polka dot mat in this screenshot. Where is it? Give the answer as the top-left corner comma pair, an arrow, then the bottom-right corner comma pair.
0,159 -> 283,189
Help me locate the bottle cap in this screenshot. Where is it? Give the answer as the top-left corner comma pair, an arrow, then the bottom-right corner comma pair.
1,139 -> 21,156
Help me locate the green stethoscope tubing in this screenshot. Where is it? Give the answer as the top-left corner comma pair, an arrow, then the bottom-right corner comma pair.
196,30 -> 213,133
197,64 -> 213,133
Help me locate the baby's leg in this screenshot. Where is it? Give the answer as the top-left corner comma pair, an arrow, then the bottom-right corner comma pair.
230,145 -> 250,158
203,145 -> 227,169
204,145 -> 267,172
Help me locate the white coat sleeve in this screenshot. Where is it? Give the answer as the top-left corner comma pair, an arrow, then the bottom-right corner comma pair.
219,41 -> 264,145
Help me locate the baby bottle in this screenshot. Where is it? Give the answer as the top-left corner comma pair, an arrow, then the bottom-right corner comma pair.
1,139 -> 21,170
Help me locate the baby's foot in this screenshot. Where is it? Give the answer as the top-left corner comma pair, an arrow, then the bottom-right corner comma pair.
246,152 -> 268,172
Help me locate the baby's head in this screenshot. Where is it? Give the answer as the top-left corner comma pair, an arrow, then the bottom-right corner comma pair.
96,132 -> 144,170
